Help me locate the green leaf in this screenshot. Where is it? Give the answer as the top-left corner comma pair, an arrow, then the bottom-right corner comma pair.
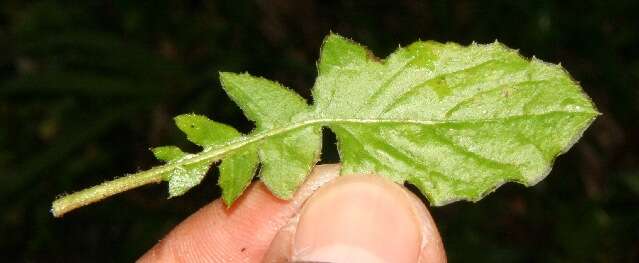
53,33 -> 599,217
151,145 -> 209,197
218,147 -> 259,205
310,34 -> 598,205
154,114 -> 260,198
256,127 -> 321,199
151,146 -> 186,163
219,72 -> 322,198
174,114 -> 240,147
219,72 -> 310,129
166,159 -> 212,197
318,33 -> 370,75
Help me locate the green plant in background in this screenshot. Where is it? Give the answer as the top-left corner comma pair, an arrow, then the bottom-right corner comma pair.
51,33 -> 598,217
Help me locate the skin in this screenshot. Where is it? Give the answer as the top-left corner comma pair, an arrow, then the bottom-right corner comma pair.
139,164 -> 446,263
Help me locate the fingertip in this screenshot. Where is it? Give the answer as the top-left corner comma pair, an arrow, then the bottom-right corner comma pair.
401,186 -> 447,263
265,174 -> 447,263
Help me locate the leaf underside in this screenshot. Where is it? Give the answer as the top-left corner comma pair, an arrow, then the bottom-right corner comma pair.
152,33 -> 597,206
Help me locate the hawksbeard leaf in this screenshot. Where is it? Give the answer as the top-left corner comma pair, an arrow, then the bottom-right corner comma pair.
52,33 -> 598,217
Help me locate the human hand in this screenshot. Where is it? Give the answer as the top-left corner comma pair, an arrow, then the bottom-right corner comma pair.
139,164 -> 446,263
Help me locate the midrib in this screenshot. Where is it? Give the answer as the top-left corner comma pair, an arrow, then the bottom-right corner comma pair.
165,110 -> 595,172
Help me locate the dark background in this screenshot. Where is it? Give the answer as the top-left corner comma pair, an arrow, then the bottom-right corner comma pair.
1,0 -> 638,262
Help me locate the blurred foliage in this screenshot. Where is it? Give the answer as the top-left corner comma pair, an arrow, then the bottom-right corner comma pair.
1,0 -> 638,262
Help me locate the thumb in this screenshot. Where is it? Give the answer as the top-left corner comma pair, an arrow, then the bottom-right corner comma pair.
263,174 -> 446,263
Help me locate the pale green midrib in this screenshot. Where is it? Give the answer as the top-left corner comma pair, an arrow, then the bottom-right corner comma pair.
51,109 -> 596,217
176,110 -> 597,168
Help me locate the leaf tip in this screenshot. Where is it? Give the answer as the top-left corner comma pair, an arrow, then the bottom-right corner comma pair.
318,33 -> 371,74
218,71 -> 237,82
151,145 -> 186,163
324,31 -> 345,41
173,112 -> 198,125
221,193 -> 237,208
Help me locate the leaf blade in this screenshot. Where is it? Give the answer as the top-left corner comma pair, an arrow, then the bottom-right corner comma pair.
219,72 -> 323,198
151,146 -> 186,163
166,160 -> 213,197
314,34 -> 598,205
258,126 -> 322,199
174,114 -> 240,147
218,148 -> 259,205
219,72 -> 310,129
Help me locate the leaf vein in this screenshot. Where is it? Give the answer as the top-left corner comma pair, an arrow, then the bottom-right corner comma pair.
443,78 -> 560,118
380,58 -> 503,115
